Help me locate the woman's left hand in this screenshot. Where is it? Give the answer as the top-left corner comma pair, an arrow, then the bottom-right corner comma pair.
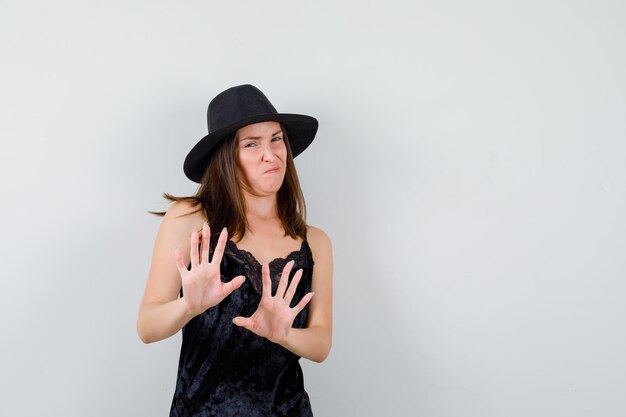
232,260 -> 314,344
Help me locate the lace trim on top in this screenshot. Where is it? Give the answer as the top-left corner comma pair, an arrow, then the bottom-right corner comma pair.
226,239 -> 306,266
225,239 -> 310,294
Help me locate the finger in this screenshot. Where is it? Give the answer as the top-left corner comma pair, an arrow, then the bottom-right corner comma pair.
292,291 -> 314,315
174,247 -> 188,278
200,223 -> 210,264
261,263 -> 272,298
284,268 -> 303,305
232,316 -> 253,331
211,227 -> 228,265
222,275 -> 246,297
276,260 -> 295,298
190,230 -> 199,268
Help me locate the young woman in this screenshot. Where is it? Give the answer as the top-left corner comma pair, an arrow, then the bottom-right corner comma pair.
137,84 -> 333,416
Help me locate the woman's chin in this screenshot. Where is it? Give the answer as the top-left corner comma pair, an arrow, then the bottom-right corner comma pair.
248,182 -> 283,196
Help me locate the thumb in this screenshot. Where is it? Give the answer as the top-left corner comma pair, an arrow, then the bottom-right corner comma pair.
223,275 -> 246,296
232,316 -> 252,329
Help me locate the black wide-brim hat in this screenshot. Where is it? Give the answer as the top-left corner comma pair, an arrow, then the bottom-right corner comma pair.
183,84 -> 318,183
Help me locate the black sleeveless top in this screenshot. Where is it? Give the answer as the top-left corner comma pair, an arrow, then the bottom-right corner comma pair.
170,235 -> 314,417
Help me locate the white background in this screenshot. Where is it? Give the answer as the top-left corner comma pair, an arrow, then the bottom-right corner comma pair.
1,1 -> 625,416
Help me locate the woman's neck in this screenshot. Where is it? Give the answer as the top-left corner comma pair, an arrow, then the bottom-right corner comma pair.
243,191 -> 279,221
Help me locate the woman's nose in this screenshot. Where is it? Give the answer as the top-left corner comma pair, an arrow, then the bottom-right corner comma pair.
261,145 -> 276,161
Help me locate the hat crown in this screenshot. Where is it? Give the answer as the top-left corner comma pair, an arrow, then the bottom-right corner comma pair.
207,84 -> 278,134
184,84 -> 318,183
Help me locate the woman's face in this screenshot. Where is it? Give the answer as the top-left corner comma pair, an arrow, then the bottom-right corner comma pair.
235,121 -> 287,196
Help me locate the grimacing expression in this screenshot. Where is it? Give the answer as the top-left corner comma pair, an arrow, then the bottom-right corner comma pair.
235,121 -> 287,196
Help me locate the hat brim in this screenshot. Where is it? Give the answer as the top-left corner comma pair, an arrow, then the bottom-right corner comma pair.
184,113 -> 318,183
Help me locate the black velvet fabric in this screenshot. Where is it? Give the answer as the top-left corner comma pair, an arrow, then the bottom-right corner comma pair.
170,235 -> 314,417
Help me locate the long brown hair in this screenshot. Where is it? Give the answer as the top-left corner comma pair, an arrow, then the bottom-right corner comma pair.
149,123 -> 308,241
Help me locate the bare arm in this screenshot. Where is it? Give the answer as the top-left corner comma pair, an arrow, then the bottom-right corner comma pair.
136,201 -> 244,344
279,227 -> 333,362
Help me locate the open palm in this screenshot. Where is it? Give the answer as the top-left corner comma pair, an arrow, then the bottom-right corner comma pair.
175,223 -> 245,316
233,260 -> 313,344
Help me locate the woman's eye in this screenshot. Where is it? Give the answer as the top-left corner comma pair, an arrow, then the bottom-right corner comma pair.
244,142 -> 256,148
272,136 -> 283,142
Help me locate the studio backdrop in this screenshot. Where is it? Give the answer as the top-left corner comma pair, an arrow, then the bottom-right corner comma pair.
1,1 -> 625,416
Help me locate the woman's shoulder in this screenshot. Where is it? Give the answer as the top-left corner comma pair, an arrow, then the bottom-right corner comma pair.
162,200 -> 206,232
306,225 -> 332,252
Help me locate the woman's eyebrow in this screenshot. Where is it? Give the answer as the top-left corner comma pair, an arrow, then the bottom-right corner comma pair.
239,130 -> 283,141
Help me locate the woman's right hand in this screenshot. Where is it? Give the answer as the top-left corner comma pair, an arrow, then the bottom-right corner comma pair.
175,223 -> 245,317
